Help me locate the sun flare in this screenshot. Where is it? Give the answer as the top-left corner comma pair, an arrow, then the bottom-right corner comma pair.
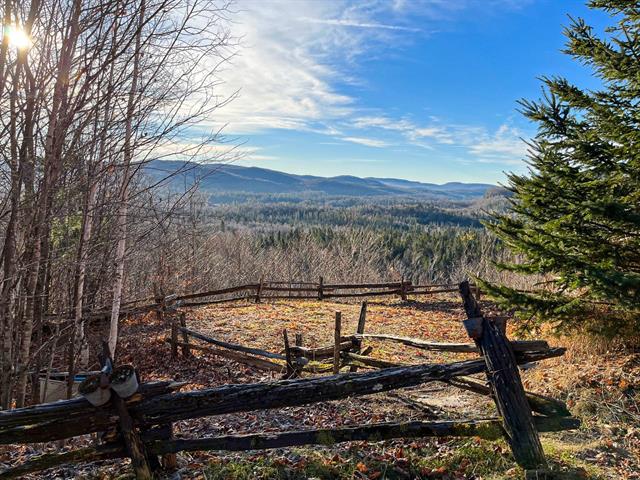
3,25 -> 32,50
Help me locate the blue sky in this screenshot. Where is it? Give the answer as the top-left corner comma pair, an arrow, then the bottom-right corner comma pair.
198,0 -> 611,184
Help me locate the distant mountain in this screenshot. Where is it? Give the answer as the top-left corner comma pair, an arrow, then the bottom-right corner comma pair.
144,160 -> 495,200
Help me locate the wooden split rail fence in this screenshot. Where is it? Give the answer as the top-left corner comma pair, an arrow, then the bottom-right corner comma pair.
47,279 -> 481,323
1,282 -> 574,479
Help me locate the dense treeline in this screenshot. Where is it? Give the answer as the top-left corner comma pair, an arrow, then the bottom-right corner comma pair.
124,192 -> 517,298
214,201 -> 483,230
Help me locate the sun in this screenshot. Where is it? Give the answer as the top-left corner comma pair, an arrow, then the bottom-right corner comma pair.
3,25 -> 32,50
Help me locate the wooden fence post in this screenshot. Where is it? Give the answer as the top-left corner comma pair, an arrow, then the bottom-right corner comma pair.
333,312 -> 342,374
170,321 -> 178,359
318,276 -> 324,300
350,302 -> 367,372
256,276 -> 264,303
179,313 -> 191,358
99,341 -> 153,480
400,277 -> 408,301
458,281 -> 548,471
160,423 -> 177,470
159,296 -> 178,359
283,329 -> 294,379
113,394 -> 153,480
294,333 -> 304,377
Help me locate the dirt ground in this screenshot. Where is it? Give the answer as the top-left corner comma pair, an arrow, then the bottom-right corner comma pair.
2,294 -> 639,479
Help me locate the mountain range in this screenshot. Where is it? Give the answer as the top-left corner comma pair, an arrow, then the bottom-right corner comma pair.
144,160 -> 496,200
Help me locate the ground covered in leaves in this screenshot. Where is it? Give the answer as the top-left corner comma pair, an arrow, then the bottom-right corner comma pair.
3,295 -> 639,479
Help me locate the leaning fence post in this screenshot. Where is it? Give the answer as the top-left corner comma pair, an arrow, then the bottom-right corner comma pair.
458,280 -> 548,470
350,302 -> 368,372
333,312 -> 342,374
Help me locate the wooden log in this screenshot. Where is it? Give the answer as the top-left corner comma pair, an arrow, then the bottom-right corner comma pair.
344,352 -> 408,369
0,443 -> 124,479
400,278 -> 408,301
164,340 -> 283,372
325,290 -> 402,299
0,416 -> 580,479
459,281 -> 548,470
260,286 -> 319,293
175,284 -> 260,301
0,349 -> 564,445
181,327 -> 286,360
179,313 -> 191,358
134,348 -> 565,426
179,296 -> 253,308
289,341 -> 354,361
353,334 -> 550,354
445,376 -> 572,418
149,416 -> 580,455
333,312 -> 342,374
322,281 -> 404,289
251,295 -> 320,300
0,381 -> 184,430
318,276 -> 324,300
407,288 -> 459,295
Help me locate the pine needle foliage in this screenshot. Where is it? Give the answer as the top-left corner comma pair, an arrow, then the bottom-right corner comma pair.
482,1 -> 640,337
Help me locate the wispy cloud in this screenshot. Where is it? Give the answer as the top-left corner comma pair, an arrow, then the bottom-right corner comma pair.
197,0 -> 534,169
341,136 -> 390,148
299,17 -> 421,32
211,0 -> 528,135
349,114 -> 528,164
468,124 -> 529,164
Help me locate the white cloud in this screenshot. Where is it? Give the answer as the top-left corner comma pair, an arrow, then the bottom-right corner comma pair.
191,0 -> 534,168
210,0 -> 528,135
349,114 -> 528,164
299,17 -> 421,32
468,124 -> 528,164
341,136 -> 389,148
148,140 -> 271,163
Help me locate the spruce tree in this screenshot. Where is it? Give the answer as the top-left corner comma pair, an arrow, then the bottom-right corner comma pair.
483,1 -> 640,337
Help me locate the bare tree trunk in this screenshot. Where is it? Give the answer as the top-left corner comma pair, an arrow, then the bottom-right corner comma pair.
16,0 -> 81,407
108,0 -> 145,357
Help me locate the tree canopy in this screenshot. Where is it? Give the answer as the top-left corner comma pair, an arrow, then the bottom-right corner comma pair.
483,0 -> 640,337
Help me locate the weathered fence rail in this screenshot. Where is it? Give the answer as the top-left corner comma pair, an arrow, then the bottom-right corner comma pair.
45,278 -> 475,323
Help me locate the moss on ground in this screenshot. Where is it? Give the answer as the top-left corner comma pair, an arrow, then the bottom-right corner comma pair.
203,435 -> 609,480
